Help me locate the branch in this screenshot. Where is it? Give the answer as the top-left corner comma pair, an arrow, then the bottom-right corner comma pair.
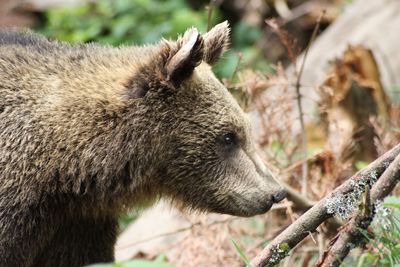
317,152 -> 400,267
296,10 -> 324,196
283,182 -> 315,211
116,203 -> 291,251
250,143 -> 400,267
206,0 -> 217,31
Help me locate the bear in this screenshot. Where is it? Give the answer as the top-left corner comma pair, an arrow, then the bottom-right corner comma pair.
0,22 -> 286,267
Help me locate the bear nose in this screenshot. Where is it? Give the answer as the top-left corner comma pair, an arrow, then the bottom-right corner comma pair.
271,189 -> 287,203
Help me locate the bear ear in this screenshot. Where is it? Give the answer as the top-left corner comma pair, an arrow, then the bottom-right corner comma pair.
203,21 -> 230,65
165,28 -> 204,84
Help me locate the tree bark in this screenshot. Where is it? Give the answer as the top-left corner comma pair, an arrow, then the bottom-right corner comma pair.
250,144 -> 400,267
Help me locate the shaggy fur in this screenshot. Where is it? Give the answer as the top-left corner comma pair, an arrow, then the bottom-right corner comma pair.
0,22 -> 285,267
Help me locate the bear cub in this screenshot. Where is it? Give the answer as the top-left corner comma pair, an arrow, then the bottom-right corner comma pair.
0,22 -> 285,267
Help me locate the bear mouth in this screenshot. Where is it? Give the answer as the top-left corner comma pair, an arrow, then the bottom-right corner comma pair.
212,194 -> 276,217
239,200 -> 274,217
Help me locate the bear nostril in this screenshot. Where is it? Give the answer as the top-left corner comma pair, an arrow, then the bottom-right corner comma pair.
272,189 -> 287,203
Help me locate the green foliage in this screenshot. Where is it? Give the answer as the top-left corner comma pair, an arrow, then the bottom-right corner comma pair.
36,0 -> 271,79
214,21 -> 271,78
384,196 -> 400,209
88,255 -> 173,267
343,196 -> 400,267
38,0 -> 211,46
231,239 -> 252,267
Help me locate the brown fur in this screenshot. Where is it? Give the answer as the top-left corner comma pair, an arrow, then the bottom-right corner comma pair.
0,22 -> 285,267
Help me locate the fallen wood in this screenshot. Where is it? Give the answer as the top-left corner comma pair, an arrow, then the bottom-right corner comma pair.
317,153 -> 400,267
320,45 -> 391,164
250,143 -> 400,267
281,0 -> 400,124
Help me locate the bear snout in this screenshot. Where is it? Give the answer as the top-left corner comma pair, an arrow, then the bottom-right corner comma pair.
271,188 -> 287,203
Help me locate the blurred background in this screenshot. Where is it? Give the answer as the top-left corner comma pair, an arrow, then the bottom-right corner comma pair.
2,0 -> 400,266
0,0 -> 342,78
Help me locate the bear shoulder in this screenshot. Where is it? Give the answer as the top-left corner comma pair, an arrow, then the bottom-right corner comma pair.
0,28 -> 67,50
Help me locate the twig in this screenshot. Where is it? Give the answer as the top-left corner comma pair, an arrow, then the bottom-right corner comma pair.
265,19 -> 298,70
257,150 -> 316,211
282,150 -> 323,174
282,182 -> 316,211
206,0 -> 216,31
317,153 -> 400,267
117,217 -> 237,250
370,154 -> 400,200
296,10 -> 325,196
258,150 -> 322,220
295,10 -> 325,93
116,203 -> 291,250
274,0 -> 291,19
230,52 -> 243,84
277,1 -> 331,26
250,143 -> 400,267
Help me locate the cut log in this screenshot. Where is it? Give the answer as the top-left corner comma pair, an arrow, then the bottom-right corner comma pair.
297,0 -> 400,115
319,45 -> 391,165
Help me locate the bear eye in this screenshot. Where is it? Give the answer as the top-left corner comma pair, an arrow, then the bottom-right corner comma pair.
221,132 -> 238,148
